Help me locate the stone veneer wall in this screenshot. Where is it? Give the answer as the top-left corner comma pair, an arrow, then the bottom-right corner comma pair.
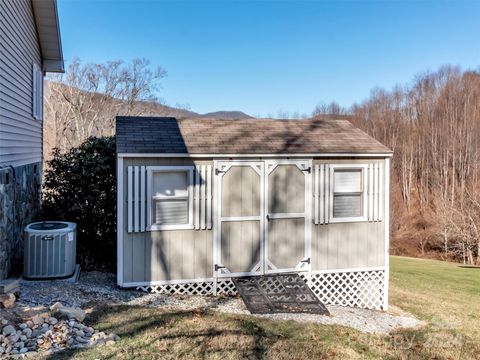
0,162 -> 41,280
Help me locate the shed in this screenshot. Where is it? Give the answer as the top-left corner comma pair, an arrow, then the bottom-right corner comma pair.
116,116 -> 392,310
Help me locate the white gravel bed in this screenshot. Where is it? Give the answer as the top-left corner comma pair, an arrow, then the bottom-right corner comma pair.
17,272 -> 424,335
127,295 -> 424,334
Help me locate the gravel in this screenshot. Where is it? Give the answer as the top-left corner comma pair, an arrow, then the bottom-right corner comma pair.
16,272 -> 425,335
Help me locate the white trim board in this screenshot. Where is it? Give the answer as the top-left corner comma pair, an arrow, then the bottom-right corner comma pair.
311,266 -> 386,274
117,157 -> 124,286
121,267 -> 387,288
118,152 -> 393,158
383,158 -> 390,310
123,277 -> 215,288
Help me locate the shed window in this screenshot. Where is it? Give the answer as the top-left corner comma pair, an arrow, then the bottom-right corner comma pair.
331,167 -> 367,222
32,63 -> 43,120
148,168 -> 194,230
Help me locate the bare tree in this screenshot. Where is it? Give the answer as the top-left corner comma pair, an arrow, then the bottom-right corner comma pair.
44,58 -> 167,160
345,66 -> 480,264
312,101 -> 348,117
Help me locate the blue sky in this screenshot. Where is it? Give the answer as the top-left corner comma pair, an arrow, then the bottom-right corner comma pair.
58,0 -> 480,117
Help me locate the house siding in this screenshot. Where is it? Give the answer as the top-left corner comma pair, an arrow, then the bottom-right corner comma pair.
0,0 -> 43,167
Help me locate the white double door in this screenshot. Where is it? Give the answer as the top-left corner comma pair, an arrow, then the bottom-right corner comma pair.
214,160 -> 312,278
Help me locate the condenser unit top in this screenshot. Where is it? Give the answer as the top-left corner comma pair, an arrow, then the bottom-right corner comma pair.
25,221 -> 76,233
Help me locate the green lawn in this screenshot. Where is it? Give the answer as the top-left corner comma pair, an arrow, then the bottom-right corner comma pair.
47,256 -> 480,359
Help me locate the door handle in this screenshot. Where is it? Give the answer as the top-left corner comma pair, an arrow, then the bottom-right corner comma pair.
266,214 -> 270,221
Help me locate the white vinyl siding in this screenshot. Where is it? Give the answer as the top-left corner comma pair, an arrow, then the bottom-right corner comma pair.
146,166 -> 194,231
0,0 -> 43,167
329,165 -> 368,223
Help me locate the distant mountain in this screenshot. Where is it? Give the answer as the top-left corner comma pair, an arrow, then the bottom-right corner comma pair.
131,101 -> 253,120
198,111 -> 253,119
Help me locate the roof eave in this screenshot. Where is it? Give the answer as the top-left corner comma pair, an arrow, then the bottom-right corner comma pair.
43,59 -> 64,73
117,152 -> 394,158
32,0 -> 64,73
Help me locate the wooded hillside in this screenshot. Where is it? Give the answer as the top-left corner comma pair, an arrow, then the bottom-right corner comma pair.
348,66 -> 480,264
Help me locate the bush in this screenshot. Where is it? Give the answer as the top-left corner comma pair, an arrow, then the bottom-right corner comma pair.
42,136 -> 116,272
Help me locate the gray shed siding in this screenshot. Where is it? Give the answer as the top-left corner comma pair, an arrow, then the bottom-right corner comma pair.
311,158 -> 386,270
0,0 -> 43,167
121,158 -> 213,284
120,156 -> 387,285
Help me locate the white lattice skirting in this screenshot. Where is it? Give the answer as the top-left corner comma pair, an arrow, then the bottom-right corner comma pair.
137,269 -> 386,310
137,279 -> 237,296
303,270 -> 386,310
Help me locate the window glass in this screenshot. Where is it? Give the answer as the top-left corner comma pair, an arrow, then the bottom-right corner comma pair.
333,169 -> 363,219
153,199 -> 188,225
333,170 -> 362,192
151,171 -> 189,226
333,194 -> 362,218
153,172 -> 188,198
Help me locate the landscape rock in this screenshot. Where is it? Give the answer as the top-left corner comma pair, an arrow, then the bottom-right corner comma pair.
7,333 -> 19,343
0,279 -> 19,294
2,324 -> 16,336
50,302 -> 86,322
0,293 -> 16,308
0,307 -> 120,357
31,315 -> 44,326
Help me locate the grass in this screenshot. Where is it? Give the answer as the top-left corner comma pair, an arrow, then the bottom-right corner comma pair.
47,256 -> 480,359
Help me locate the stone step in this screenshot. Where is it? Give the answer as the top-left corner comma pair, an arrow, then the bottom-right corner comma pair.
0,279 -> 19,294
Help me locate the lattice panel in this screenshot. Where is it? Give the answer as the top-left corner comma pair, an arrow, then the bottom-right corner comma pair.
302,270 -> 385,310
137,279 -> 238,296
216,279 -> 237,296
137,270 -> 385,311
138,281 -> 214,295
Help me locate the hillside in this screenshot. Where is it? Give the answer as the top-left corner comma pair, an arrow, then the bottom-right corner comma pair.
200,111 -> 253,119
43,81 -> 253,160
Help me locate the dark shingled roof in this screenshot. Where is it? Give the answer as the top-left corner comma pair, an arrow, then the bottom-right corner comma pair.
116,116 -> 392,155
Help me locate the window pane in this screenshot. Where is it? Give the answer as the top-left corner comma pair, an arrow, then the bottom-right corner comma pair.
333,194 -> 362,218
153,171 -> 188,197
334,170 -> 362,193
153,199 -> 188,225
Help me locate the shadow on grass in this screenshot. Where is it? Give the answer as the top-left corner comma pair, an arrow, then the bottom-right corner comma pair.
44,303 -> 286,360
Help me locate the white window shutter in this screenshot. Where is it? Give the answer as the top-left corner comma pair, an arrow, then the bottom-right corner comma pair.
194,165 -> 213,230
38,66 -> 43,119
32,63 -> 43,120
32,63 -> 37,118
127,166 -> 148,233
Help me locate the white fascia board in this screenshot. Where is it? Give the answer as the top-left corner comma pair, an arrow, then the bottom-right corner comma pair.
118,152 -> 393,159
